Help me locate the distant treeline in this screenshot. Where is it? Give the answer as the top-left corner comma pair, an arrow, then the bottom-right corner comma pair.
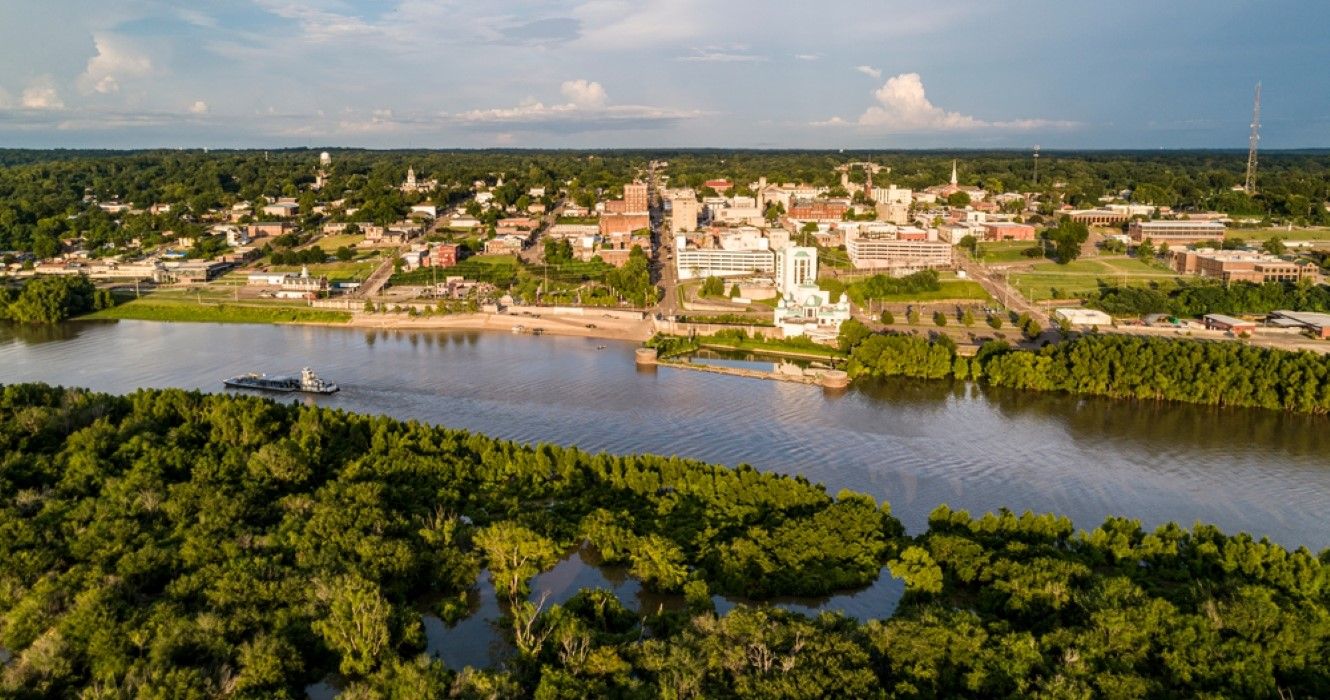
1091,280 -> 1330,317
0,275 -> 112,323
844,321 -> 1330,414
0,385 -> 1326,697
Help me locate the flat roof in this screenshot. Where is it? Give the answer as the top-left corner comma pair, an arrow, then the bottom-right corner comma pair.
1203,314 -> 1254,326
1270,310 -> 1330,327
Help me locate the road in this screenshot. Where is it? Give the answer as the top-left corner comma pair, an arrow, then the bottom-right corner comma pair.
354,250 -> 399,298
518,199 -> 565,265
956,255 -> 1049,326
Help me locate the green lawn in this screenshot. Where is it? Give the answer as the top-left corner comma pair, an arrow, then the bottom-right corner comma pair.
1231,227 -> 1330,242
313,233 -> 366,250
976,241 -> 1038,264
1009,258 -> 1181,301
270,260 -> 379,283
85,296 -> 351,324
871,279 -> 992,302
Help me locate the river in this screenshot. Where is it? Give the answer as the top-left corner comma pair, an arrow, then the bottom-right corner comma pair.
2,319 -> 1328,551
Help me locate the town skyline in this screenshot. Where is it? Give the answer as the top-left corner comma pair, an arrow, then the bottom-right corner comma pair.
2,0 -> 1329,150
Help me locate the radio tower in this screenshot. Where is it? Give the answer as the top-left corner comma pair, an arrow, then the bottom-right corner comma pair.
1244,82 -> 1261,195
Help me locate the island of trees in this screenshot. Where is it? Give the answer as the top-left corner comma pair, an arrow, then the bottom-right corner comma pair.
0,385 -> 1326,698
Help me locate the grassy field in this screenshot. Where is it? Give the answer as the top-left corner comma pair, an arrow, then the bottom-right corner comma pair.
976,241 -> 1038,264
1008,257 -> 1180,301
313,233 -> 365,250
873,279 -> 992,302
1230,227 -> 1330,242
270,260 -> 379,283
85,296 -> 352,324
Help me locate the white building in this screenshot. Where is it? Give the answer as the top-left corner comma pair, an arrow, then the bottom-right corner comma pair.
768,241 -> 850,340
845,229 -> 953,273
1053,308 -> 1113,327
775,246 -> 817,295
675,234 -> 774,279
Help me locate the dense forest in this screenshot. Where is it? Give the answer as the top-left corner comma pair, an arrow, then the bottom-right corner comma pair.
1,148 -> 1328,257
843,321 -> 1330,414
0,385 -> 1327,698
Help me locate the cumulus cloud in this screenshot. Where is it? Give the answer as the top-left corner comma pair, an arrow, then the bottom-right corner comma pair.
79,34 -> 154,94
855,72 -> 1075,131
190,100 -> 209,114
855,65 -> 882,79
21,78 -> 64,110
560,79 -> 608,108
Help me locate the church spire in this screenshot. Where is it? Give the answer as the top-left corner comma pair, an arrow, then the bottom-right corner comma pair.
950,160 -> 958,186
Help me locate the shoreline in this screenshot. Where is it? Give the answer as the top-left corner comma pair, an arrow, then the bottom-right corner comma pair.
341,311 -> 655,342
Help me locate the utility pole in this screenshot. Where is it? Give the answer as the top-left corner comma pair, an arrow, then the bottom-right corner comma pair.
1245,82 -> 1261,195
1032,145 -> 1041,186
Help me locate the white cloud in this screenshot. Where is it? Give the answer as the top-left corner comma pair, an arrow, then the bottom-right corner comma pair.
573,0 -> 706,50
190,100 -> 209,114
79,34 -> 154,94
794,53 -> 820,61
677,46 -> 765,63
855,72 -> 1076,132
855,65 -> 882,79
454,78 -> 701,132
560,79 -> 608,108
810,116 -> 847,127
21,78 -> 64,110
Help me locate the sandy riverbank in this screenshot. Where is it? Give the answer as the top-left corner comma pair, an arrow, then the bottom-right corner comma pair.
343,311 -> 656,342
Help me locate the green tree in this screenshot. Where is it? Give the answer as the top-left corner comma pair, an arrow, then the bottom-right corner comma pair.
312,575 -> 393,678
475,522 -> 560,602
880,310 -> 895,325
933,311 -> 947,327
1263,236 -> 1287,256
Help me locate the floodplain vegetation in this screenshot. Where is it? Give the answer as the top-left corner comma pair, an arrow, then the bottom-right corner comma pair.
0,385 -> 1327,698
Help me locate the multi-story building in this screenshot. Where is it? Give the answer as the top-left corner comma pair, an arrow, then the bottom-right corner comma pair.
1170,249 -> 1318,284
1129,220 -> 1226,245
787,201 -> 848,223
775,246 -> 817,295
675,235 -> 774,279
846,230 -> 953,273
426,243 -> 460,268
623,182 -> 649,214
600,214 -> 650,236
982,222 -> 1037,241
669,190 -> 699,233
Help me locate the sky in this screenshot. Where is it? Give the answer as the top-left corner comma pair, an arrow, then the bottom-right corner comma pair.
1,0 -> 1328,150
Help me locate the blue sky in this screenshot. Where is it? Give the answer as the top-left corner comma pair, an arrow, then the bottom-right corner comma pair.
0,0 -> 1327,149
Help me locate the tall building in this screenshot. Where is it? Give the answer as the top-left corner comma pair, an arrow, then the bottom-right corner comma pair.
623,182 -> 649,214
669,190 -> 699,232
775,246 -> 818,295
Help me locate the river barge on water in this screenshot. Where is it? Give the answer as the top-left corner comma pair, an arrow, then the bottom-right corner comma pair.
223,367 -> 339,394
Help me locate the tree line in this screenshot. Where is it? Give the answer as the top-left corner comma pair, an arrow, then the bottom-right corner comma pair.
842,320 -> 1330,414
0,275 -> 113,323
0,384 -> 1325,697
1092,279 -> 1330,317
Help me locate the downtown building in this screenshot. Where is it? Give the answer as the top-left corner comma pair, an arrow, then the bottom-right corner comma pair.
846,229 -> 953,274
